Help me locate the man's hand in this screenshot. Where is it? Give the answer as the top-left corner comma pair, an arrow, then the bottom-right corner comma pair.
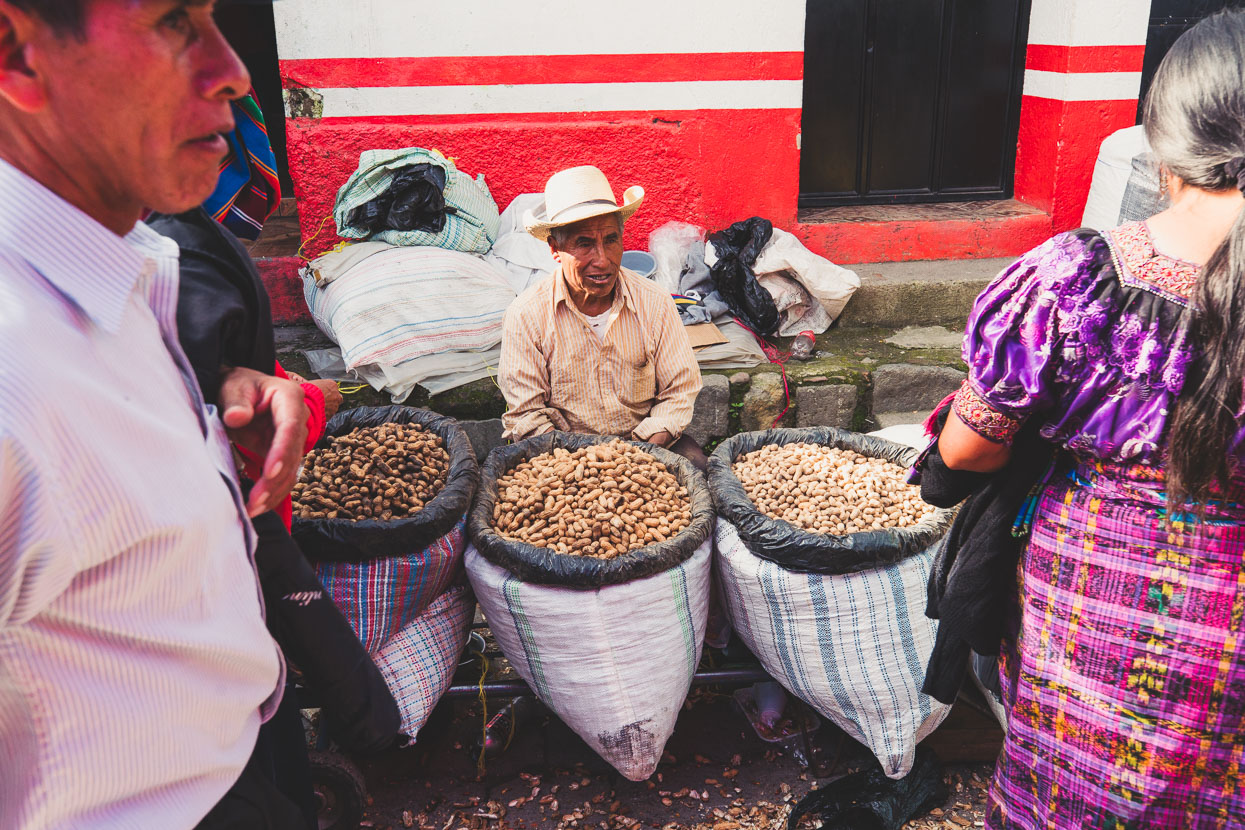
643,430 -> 673,448
310,378 -> 344,419
219,367 -> 309,517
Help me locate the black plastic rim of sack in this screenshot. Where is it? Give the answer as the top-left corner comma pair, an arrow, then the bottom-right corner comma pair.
708,427 -> 954,574
468,432 -> 715,587
291,405 -> 480,563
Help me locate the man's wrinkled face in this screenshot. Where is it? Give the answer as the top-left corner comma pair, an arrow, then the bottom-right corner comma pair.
549,214 -> 624,304
31,0 -> 249,216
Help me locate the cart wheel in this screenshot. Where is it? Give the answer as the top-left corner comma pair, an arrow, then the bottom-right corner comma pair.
309,750 -> 366,830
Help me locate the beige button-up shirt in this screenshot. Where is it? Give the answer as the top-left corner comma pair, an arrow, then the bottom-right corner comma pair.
499,265 -> 702,441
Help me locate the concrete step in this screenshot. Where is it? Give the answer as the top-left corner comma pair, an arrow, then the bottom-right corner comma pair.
837,257 -> 1013,328
276,321 -> 966,462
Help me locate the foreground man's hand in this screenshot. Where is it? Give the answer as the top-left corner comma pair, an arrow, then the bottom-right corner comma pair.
644,430 -> 673,448
219,367 -> 310,516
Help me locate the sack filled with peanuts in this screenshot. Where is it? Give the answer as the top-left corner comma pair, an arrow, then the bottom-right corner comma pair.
708,427 -> 955,779
465,431 -> 714,781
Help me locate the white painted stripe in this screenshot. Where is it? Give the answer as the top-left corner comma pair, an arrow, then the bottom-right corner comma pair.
274,0 -> 805,60
1022,69 -> 1143,102
1026,0 -> 1152,48
311,80 -> 804,118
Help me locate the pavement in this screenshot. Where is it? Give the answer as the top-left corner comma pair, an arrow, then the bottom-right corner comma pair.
348,684 -> 998,830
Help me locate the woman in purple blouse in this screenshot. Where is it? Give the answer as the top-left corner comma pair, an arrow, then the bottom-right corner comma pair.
936,11 -> 1245,829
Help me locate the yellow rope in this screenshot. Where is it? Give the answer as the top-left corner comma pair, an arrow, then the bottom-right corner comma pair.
336,383 -> 369,395
476,652 -> 491,777
296,211 -> 335,262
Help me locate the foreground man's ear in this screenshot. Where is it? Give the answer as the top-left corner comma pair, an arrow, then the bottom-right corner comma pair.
0,2 -> 48,114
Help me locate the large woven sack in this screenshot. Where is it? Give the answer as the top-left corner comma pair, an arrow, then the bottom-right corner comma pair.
372,580 -> 474,739
295,406 -> 478,652
709,428 -> 954,778
465,432 -> 715,779
466,540 -> 711,781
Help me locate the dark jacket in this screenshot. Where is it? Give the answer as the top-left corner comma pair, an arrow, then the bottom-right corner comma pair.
149,209 -> 400,754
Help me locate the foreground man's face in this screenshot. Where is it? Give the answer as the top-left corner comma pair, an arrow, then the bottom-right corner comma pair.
22,0 -> 249,220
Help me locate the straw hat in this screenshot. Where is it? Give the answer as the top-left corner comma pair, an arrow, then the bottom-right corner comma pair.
524,165 -> 644,241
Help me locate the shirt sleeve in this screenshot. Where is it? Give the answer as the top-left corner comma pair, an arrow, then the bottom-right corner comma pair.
499,304 -> 562,441
956,232 -> 1099,443
633,296 -> 702,441
0,432 -> 63,628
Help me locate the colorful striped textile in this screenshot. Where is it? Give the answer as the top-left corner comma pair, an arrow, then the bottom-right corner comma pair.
334,147 -> 500,254
372,580 -> 474,739
464,539 -> 712,781
302,246 -> 515,372
987,471 -> 1245,829
202,92 -> 280,241
315,520 -> 465,654
715,519 -> 951,778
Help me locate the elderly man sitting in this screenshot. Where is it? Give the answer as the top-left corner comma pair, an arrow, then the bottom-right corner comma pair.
498,166 -> 706,468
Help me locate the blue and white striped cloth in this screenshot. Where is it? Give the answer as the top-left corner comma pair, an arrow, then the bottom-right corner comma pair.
0,161 -> 283,829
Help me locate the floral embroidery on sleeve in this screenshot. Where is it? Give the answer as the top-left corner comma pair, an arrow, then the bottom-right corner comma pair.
953,380 -> 1022,445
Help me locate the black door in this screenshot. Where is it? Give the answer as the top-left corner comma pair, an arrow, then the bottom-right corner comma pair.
799,0 -> 1031,207
1137,0 -> 1245,120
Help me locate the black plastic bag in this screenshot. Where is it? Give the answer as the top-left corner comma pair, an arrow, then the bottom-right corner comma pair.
347,164 -> 456,235
708,428 -> 954,574
707,217 -> 780,336
786,747 -> 947,830
292,406 -> 479,563
468,432 -> 715,587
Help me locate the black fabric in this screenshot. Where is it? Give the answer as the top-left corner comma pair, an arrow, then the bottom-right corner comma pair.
707,217 -> 780,336
786,747 -> 946,830
916,406 -> 1055,705
154,210 -> 400,773
252,511 -> 401,754
194,719 -> 309,830
149,209 -> 276,405
291,405 -> 479,563
347,164 -> 456,235
468,432 -> 715,587
708,428 -> 955,574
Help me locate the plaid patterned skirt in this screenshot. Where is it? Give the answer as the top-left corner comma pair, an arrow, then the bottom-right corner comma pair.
987,470 -> 1245,829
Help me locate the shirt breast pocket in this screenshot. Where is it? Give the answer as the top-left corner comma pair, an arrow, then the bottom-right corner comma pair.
626,357 -> 657,405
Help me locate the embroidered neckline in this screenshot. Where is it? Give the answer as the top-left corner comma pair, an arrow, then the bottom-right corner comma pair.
1105,221 -> 1199,306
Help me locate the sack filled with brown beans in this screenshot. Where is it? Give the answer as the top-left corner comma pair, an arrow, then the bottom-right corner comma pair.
468,432 -> 714,587
292,405 -> 479,564
708,428 -> 954,574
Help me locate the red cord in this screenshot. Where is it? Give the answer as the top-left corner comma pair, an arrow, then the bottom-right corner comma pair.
732,317 -> 792,430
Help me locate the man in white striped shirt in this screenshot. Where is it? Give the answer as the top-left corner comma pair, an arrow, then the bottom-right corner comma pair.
0,1 -> 311,827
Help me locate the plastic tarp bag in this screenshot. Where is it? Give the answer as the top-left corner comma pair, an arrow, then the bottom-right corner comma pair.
484,193 -> 558,296
301,245 -> 515,374
691,319 -> 765,369
756,272 -> 832,337
705,227 -> 860,334
465,432 -> 715,780
706,217 -> 780,335
372,580 -> 475,739
334,147 -> 500,254
709,428 -> 954,777
786,747 -> 946,830
294,406 -> 479,650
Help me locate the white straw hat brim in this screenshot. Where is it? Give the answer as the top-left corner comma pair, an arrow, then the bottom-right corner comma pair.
524,185 -> 644,240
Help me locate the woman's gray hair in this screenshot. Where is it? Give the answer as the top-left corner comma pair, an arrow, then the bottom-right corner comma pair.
1143,9 -> 1245,510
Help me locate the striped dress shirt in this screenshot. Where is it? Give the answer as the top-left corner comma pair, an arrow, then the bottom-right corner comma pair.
0,161 -> 283,829
499,266 -> 701,441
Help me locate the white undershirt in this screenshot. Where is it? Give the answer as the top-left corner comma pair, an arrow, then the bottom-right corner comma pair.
585,309 -> 611,341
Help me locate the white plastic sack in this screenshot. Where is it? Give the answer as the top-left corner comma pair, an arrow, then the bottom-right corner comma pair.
715,519 -> 950,778
704,227 -> 859,331
648,221 -> 706,294
1082,125 -> 1167,230
484,193 -> 558,295
465,539 -> 713,781
302,247 -> 516,372
372,581 -> 475,739
757,272 -> 832,337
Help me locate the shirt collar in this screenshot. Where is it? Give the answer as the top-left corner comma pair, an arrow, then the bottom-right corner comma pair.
0,160 -> 178,333
551,264 -> 640,316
